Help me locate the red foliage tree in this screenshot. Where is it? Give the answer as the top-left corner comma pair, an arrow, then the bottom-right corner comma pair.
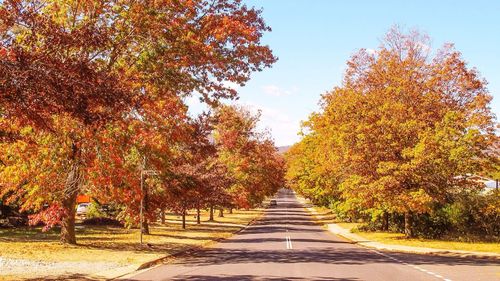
0,0 -> 275,244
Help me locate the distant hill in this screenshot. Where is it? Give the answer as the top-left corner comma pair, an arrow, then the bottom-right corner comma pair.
277,146 -> 291,154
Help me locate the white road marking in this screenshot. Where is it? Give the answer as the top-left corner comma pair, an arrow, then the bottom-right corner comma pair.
283,199 -> 292,255
371,249 -> 452,281
285,236 -> 293,249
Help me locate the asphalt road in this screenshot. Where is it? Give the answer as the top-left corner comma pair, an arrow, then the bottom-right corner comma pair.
126,189 -> 500,281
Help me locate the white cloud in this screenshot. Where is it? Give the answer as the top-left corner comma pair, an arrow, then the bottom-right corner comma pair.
187,96 -> 303,146
366,48 -> 377,55
241,101 -> 301,146
243,102 -> 290,122
184,95 -> 209,116
222,81 -> 241,91
262,85 -> 298,97
415,41 -> 431,53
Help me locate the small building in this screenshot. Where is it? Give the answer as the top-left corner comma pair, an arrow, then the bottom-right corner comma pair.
76,194 -> 91,204
466,175 -> 498,193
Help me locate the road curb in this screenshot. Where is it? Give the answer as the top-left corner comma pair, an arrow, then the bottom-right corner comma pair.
301,199 -> 500,261
111,208 -> 265,280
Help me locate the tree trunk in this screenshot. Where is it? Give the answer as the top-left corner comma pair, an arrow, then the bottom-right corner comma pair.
209,206 -> 214,221
381,211 -> 389,231
141,220 -> 149,234
218,208 -> 224,217
160,208 -> 165,224
229,208 -> 233,214
182,210 -> 186,229
196,207 -> 201,224
60,183 -> 79,244
404,212 -> 413,238
60,144 -> 82,245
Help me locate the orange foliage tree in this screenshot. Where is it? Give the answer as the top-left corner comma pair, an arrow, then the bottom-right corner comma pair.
215,105 -> 285,209
286,27 -> 497,237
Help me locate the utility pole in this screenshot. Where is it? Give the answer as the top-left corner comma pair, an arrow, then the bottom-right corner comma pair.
139,155 -> 158,245
140,169 -> 144,244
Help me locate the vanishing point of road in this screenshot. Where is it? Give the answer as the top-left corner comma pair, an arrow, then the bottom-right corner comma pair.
126,189 -> 500,281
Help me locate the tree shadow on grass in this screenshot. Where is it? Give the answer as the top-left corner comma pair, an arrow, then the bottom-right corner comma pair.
166,210 -> 262,219
166,275 -> 360,281
21,273 -> 103,281
0,227 -> 60,242
177,225 -> 240,233
77,240 -> 193,254
0,223 -> 246,258
0,226 -> 132,243
147,233 -> 217,241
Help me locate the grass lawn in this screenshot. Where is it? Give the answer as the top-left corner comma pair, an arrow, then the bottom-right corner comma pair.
165,208 -> 261,226
326,221 -> 500,254
336,222 -> 361,230
306,205 -> 339,225
356,231 -> 500,254
305,203 -> 500,255
334,222 -> 500,254
0,208 -> 263,280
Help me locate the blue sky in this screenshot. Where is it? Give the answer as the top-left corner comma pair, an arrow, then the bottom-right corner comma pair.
188,0 -> 500,146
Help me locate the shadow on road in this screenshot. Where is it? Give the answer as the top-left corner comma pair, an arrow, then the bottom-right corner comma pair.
222,237 -> 351,244
169,246 -> 500,268
168,275 -> 360,281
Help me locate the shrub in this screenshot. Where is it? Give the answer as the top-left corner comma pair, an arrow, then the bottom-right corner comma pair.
396,191 -> 499,241
82,217 -> 123,226
86,203 -> 106,219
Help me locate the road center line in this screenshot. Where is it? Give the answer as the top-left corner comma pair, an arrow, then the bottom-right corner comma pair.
285,236 -> 293,249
